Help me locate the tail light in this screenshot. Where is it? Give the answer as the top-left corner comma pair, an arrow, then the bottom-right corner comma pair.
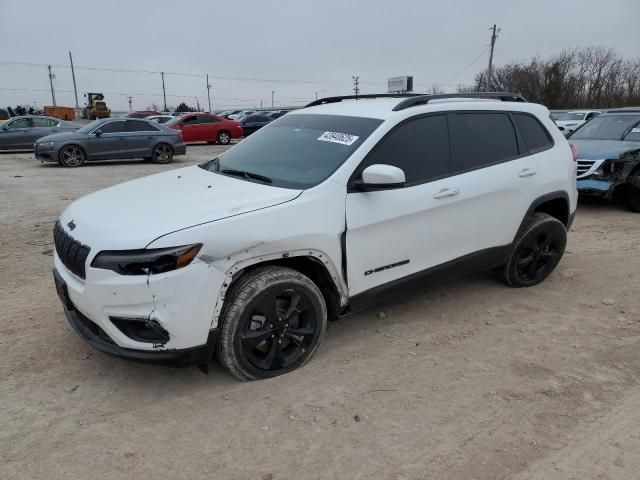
570,144 -> 578,162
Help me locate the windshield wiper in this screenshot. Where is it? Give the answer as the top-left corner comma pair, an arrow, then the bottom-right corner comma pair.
220,168 -> 272,184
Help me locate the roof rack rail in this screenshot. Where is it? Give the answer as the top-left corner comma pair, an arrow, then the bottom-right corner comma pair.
305,93 -> 422,108
392,92 -> 527,111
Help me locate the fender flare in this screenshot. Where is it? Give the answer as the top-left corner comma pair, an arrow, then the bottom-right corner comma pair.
211,249 -> 348,327
513,190 -> 571,242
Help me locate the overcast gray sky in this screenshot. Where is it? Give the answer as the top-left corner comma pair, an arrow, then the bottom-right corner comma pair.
1,0 -> 639,112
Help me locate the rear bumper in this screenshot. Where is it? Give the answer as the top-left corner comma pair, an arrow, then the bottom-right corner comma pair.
62,298 -> 217,366
173,142 -> 187,155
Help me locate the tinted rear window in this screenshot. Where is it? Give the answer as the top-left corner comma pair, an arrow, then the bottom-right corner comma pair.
450,113 -> 518,172
513,113 -> 553,152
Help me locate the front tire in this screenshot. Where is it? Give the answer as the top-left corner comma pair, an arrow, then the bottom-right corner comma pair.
216,130 -> 231,145
152,143 -> 173,164
217,267 -> 327,381
497,213 -> 567,287
625,181 -> 640,213
59,145 -> 86,167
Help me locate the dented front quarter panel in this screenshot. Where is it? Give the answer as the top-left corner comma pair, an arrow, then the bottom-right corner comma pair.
147,178 -> 349,330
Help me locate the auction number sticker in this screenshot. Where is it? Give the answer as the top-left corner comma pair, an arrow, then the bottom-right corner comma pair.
317,131 -> 359,146
631,128 -> 640,133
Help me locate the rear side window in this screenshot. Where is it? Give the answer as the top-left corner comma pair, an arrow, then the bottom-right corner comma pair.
197,115 -> 220,124
450,113 -> 518,172
361,114 -> 450,185
99,121 -> 127,133
513,113 -> 553,153
127,120 -> 159,132
33,118 -> 57,127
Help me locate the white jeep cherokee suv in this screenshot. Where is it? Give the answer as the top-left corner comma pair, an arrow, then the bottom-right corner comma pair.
53,93 -> 578,380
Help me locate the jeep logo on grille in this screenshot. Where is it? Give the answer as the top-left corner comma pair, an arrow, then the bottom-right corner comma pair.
67,220 -> 76,231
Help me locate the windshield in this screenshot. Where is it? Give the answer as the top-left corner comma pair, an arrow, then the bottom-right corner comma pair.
557,112 -> 586,121
199,113 -> 383,189
165,117 -> 183,126
76,119 -> 103,133
570,115 -> 640,140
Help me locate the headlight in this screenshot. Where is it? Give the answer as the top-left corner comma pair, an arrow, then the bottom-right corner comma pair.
38,141 -> 55,148
91,244 -> 202,275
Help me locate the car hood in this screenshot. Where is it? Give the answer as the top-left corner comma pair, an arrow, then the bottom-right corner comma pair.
59,165 -> 302,250
570,139 -> 640,160
38,131 -> 87,143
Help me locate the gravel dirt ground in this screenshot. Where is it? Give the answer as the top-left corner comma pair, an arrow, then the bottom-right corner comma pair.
1,146 -> 639,480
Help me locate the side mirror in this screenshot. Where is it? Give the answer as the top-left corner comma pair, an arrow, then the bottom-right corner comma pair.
94,129 -> 103,137
355,164 -> 406,190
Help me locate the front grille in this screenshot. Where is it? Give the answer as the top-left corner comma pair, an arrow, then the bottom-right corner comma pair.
53,221 -> 91,279
577,159 -> 596,178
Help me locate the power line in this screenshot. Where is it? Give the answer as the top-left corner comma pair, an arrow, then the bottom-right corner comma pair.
0,60 -> 349,85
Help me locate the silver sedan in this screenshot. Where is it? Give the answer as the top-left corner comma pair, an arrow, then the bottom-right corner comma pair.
0,116 -> 81,150
34,118 -> 187,167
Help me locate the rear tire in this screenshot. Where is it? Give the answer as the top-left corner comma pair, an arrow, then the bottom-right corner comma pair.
217,267 -> 327,381
151,143 -> 173,164
216,131 -> 231,145
59,145 -> 86,167
497,213 -> 567,287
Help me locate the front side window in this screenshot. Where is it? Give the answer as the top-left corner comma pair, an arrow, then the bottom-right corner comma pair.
8,118 -> 31,129
570,115 -> 640,140
200,113 -> 383,189
358,114 -> 450,185
450,112 -> 518,172
99,121 -> 127,133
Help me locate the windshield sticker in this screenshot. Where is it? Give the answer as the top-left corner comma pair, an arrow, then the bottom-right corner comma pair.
631,128 -> 640,133
317,131 -> 359,146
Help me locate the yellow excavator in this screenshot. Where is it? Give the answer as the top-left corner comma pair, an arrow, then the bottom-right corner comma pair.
82,92 -> 111,120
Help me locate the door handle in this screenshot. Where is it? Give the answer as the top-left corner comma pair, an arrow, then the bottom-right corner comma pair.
433,187 -> 460,199
518,168 -> 537,177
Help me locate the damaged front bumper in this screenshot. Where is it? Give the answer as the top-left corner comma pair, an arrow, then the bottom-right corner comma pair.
62,300 -> 218,366
53,248 -> 227,365
577,178 -> 617,197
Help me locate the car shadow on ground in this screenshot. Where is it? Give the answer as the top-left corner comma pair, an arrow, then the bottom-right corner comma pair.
70,270 -> 496,391
36,158 -> 191,168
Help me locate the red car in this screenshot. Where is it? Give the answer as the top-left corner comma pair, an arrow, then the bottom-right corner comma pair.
166,113 -> 243,145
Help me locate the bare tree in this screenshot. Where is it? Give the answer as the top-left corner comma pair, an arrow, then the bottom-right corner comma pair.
468,47 -> 640,108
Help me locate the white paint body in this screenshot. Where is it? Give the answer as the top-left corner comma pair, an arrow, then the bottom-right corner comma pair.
55,98 -> 578,351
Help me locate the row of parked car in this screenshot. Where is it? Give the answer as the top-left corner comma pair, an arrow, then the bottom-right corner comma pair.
550,109 -> 602,134
0,108 -> 293,167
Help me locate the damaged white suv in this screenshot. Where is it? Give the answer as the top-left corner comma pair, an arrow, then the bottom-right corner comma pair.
53,93 -> 577,380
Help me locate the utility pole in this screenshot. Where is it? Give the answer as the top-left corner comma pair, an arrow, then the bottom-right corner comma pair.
271,90 -> 274,108
128,96 -> 133,112
352,76 -> 360,98
206,74 -> 212,113
69,51 -> 79,112
161,72 -> 167,112
47,65 -> 56,106
486,24 -> 499,92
